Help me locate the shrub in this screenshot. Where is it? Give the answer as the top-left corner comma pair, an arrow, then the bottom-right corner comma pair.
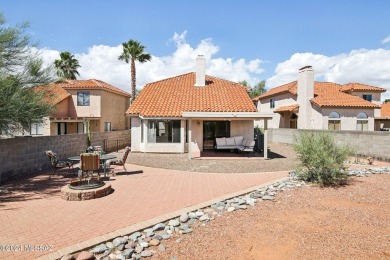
293,131 -> 355,186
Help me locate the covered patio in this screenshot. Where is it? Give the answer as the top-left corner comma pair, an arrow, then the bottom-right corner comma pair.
183,112 -> 274,159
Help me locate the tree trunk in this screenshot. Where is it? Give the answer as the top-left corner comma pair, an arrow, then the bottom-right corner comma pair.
131,59 -> 136,103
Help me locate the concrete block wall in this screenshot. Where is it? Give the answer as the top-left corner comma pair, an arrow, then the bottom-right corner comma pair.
268,128 -> 390,161
0,130 -> 131,183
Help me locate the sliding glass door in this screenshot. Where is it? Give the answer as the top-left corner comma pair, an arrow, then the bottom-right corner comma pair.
203,121 -> 230,150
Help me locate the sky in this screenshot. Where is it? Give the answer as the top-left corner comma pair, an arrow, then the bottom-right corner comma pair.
2,0 -> 390,99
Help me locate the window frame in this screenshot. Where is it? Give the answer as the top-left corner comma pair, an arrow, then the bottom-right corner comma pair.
362,94 -> 372,102
328,112 -> 341,130
77,91 -> 90,106
270,98 -> 275,109
147,120 -> 181,143
104,122 -> 112,132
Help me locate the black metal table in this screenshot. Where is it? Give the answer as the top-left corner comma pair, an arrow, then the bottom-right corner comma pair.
68,154 -> 117,177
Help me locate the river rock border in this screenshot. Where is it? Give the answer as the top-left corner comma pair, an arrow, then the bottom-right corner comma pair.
61,182 -> 112,201
61,167 -> 390,260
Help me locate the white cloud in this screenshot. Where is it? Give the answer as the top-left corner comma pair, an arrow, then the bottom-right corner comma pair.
38,31 -> 265,93
267,49 -> 390,100
381,36 -> 390,44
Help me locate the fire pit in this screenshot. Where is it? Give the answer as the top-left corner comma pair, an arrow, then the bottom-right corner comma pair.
69,179 -> 105,190
61,179 -> 112,201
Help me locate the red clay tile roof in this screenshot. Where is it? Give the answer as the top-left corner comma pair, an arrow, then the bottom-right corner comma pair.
254,81 -> 383,108
341,83 -> 386,93
274,104 -> 299,113
311,92 -> 379,108
126,72 -> 257,117
33,84 -> 71,105
381,102 -> 390,117
58,79 -> 131,97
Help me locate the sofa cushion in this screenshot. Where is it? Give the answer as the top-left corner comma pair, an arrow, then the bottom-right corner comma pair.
225,137 -> 235,146
215,138 -> 226,147
234,136 -> 244,146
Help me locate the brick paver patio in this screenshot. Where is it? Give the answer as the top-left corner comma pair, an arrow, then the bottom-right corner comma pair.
0,163 -> 288,259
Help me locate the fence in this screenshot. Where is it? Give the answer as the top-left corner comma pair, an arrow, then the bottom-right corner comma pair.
268,128 -> 390,161
0,130 -> 130,183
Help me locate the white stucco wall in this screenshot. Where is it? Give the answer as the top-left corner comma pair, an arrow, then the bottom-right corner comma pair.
130,117 -> 142,152
255,93 -> 297,128
321,108 -> 375,131
231,120 -> 254,142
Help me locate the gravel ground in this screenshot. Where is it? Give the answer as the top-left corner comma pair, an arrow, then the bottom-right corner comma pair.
127,143 -> 297,173
151,174 -> 390,260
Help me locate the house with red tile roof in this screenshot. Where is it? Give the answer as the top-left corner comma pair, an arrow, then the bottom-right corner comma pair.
253,66 -> 387,131
30,79 -> 130,136
126,55 -> 274,158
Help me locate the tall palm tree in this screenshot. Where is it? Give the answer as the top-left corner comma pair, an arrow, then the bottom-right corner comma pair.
118,40 -> 151,102
54,51 -> 81,80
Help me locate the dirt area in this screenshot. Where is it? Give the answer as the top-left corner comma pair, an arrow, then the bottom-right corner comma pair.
152,174 -> 390,260
127,143 -> 297,173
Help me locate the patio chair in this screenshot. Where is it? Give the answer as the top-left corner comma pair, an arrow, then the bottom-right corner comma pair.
107,146 -> 131,173
46,150 -> 74,179
239,140 -> 256,156
80,153 -> 100,180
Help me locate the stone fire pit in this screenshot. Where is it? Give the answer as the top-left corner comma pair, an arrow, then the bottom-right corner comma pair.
61,180 -> 112,201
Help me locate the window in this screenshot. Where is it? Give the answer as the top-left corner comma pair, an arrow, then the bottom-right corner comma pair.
77,122 -> 85,133
57,122 -> 67,135
104,122 -> 112,132
356,112 -> 368,131
77,91 -> 90,106
328,112 -> 340,130
30,123 -> 43,135
362,94 -> 372,102
147,120 -> 181,143
270,98 -> 275,108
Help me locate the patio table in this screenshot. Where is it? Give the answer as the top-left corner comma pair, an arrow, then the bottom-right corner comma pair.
68,154 -> 117,178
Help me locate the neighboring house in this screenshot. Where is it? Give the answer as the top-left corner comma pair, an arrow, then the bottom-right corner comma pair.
377,102 -> 390,130
126,55 -> 274,158
30,79 -> 131,136
253,66 -> 387,131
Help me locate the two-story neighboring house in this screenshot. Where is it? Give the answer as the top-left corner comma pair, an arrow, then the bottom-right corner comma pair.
253,66 -> 387,131
32,79 -> 131,136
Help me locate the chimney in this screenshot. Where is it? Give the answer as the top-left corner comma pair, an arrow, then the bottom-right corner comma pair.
194,55 -> 206,87
297,65 -> 314,129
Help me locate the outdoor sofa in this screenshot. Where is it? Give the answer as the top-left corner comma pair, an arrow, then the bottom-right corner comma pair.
214,136 -> 250,151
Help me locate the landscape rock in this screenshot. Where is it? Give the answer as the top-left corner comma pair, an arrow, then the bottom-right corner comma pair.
135,245 -> 143,254
227,207 -> 235,212
117,244 -> 125,251
123,249 -> 134,258
181,228 -> 193,234
140,250 -> 153,257
76,251 -> 95,260
91,244 -> 108,254
106,242 -> 115,249
129,232 -> 142,242
199,214 -> 209,221
168,219 -> 180,227
149,239 -> 160,246
179,212 -> 189,223
113,237 -> 127,247
262,195 -> 274,201
152,223 -> 165,231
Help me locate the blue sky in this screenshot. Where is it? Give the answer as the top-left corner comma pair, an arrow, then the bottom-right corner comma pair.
2,0 -> 390,98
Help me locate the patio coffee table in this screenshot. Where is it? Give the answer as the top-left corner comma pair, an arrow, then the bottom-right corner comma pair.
68,154 -> 117,178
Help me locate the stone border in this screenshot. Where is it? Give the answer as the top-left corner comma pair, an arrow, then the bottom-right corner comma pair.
60,182 -> 112,201
37,177 -> 289,260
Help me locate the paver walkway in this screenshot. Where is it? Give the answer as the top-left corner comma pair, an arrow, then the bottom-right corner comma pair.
0,164 -> 288,259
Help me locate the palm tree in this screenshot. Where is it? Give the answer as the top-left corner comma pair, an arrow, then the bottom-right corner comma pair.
118,39 -> 151,102
54,51 -> 81,80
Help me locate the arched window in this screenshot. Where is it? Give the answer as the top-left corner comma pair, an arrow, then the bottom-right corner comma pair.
328,112 -> 340,130
357,112 -> 368,131
357,112 -> 368,119
329,112 -> 340,119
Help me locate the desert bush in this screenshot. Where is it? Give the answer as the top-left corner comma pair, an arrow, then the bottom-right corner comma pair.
293,131 -> 355,186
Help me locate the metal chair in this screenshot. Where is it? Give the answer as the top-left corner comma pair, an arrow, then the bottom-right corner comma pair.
80,153 -> 100,180
107,146 -> 131,173
45,150 -> 74,179
239,140 -> 256,156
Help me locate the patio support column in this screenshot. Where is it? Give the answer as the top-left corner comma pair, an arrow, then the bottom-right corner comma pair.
263,119 -> 268,159
188,119 -> 192,159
